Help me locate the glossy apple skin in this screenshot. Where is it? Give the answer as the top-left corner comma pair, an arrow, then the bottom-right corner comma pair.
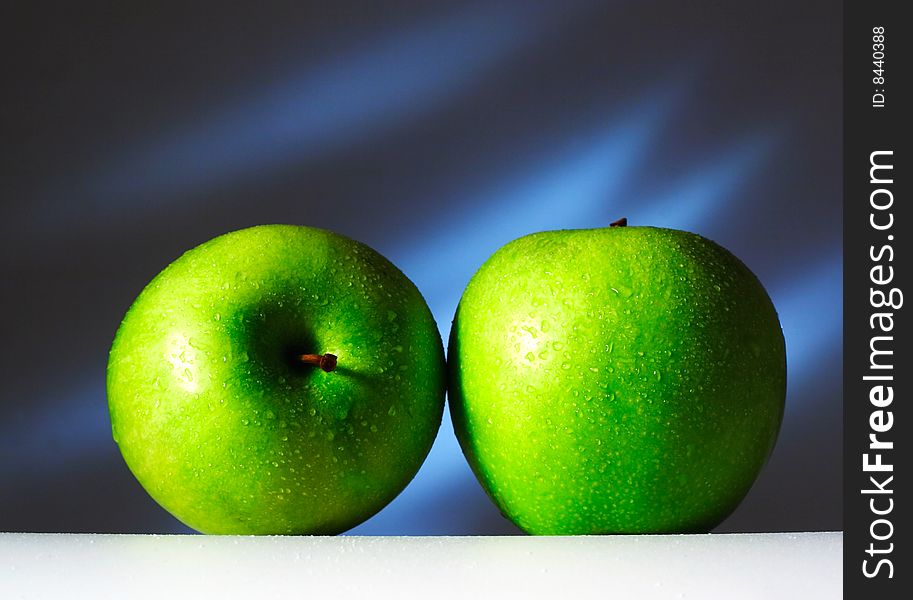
448,226 -> 786,534
107,225 -> 446,534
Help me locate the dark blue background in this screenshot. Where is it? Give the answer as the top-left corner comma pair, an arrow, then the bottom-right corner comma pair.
0,0 -> 841,534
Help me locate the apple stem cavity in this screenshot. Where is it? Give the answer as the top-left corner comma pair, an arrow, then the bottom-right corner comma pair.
298,353 -> 338,373
610,217 -> 628,227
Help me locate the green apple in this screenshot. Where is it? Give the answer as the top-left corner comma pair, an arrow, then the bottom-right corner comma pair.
448,222 -> 786,534
107,225 -> 446,534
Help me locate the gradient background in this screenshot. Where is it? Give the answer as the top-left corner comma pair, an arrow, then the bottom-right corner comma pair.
0,0 -> 841,534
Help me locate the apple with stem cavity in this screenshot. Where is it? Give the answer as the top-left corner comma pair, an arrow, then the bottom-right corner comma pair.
107,225 -> 446,534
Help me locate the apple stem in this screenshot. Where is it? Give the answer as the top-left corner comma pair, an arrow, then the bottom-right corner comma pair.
298,353 -> 338,373
610,217 -> 628,227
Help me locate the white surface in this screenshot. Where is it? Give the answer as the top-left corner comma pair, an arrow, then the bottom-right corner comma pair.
0,532 -> 841,599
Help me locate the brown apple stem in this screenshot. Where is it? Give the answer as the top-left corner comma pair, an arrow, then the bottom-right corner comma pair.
298,353 -> 338,373
610,217 -> 628,227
